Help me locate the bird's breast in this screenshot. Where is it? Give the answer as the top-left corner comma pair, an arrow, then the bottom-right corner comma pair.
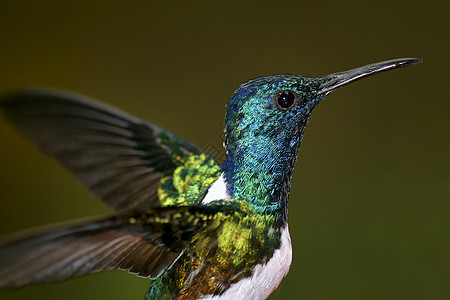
201,225 -> 292,300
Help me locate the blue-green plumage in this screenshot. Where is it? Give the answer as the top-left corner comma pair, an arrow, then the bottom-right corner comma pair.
223,75 -> 325,219
0,58 -> 420,299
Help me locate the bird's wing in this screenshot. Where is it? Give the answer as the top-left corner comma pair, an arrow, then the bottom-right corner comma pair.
0,88 -> 219,211
0,204 -> 227,288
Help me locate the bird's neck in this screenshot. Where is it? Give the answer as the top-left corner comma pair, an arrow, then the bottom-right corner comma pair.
221,125 -> 307,223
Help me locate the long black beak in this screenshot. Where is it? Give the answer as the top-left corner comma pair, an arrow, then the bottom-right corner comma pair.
318,58 -> 422,96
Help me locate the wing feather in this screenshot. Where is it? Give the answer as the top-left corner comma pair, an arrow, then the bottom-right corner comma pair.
0,213 -> 177,288
0,89 -> 205,211
0,204 -> 234,289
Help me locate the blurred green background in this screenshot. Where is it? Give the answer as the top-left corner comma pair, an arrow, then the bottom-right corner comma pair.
0,1 -> 448,299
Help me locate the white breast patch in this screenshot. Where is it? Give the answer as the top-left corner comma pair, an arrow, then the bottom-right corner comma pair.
201,226 -> 292,300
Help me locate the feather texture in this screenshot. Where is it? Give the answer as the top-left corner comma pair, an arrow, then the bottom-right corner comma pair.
0,204 -> 223,289
0,89 -> 203,211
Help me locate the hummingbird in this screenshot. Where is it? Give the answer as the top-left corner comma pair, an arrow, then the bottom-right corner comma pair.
0,58 -> 420,299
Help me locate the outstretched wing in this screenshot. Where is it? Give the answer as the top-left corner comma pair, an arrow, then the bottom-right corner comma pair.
0,205 -> 226,289
0,88 -> 207,211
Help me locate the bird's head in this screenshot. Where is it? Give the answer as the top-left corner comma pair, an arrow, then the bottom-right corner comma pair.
222,58 -> 421,218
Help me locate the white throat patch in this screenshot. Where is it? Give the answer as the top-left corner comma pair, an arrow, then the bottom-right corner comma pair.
202,173 -> 230,204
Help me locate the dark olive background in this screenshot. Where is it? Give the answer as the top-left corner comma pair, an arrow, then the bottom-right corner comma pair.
0,1 -> 448,300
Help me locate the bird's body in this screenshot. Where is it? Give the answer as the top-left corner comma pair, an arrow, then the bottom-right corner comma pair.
0,58 -> 420,299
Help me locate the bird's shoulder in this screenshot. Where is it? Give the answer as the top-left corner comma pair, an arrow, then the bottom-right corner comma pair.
157,152 -> 223,207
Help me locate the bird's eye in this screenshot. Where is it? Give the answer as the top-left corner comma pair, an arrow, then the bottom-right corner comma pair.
275,91 -> 297,109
